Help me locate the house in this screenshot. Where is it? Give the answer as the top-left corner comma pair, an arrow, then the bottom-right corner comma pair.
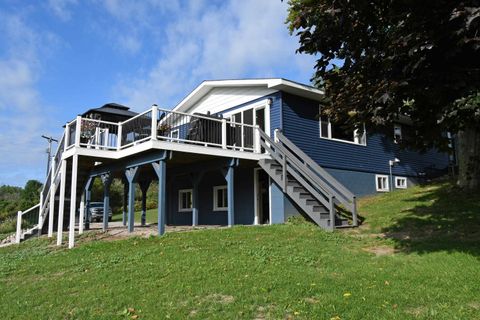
15,79 -> 450,248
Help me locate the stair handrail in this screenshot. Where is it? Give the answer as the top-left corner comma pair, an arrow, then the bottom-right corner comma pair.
275,130 -> 356,201
260,131 -> 347,207
15,203 -> 40,243
259,128 -> 357,225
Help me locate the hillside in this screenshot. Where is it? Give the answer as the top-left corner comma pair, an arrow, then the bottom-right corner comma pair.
0,181 -> 479,319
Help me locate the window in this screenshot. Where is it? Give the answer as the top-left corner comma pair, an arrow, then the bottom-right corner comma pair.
178,189 -> 193,212
213,185 -> 228,211
394,124 -> 402,143
375,175 -> 389,192
395,177 -> 407,189
319,113 -> 366,145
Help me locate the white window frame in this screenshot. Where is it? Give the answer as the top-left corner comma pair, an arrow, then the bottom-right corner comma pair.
395,176 -> 407,189
318,107 -> 366,146
213,185 -> 228,211
178,189 -> 193,212
375,174 -> 390,192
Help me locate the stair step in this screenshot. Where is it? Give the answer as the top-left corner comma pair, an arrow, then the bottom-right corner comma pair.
335,218 -> 351,228
299,193 -> 314,200
292,186 -> 305,192
287,181 -> 301,187
305,199 -> 319,205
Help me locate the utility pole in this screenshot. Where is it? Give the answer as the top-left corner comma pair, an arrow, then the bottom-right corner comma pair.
41,135 -> 58,176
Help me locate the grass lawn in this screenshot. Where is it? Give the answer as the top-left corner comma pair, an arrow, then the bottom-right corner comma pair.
0,181 -> 479,319
111,208 -> 158,224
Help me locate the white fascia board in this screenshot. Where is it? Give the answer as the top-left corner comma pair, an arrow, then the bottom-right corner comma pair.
171,78 -> 325,114
172,79 -> 274,114
62,141 -> 270,162
267,79 -> 325,101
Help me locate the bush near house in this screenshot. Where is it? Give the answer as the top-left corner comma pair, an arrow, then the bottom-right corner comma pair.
0,181 -> 479,319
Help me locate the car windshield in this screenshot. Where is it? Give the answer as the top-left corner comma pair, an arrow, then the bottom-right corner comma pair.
90,203 -> 103,208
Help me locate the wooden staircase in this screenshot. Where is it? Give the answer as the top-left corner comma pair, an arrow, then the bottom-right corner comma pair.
258,129 -> 358,230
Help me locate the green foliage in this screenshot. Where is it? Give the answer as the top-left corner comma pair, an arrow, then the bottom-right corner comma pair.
287,1 -> 480,151
0,180 -> 42,226
0,182 -> 479,319
90,179 -> 158,213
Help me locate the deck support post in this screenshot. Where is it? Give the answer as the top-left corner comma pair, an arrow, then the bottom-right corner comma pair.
101,173 -> 113,231
222,158 -> 239,227
47,158 -> 57,238
78,192 -> 85,234
125,167 -> 139,233
152,153 -> 169,236
139,178 -> 152,226
328,195 -> 335,231
190,172 -> 204,226
56,160 -> 67,246
122,178 -> 128,226
68,154 -> 79,249
82,177 -> 95,234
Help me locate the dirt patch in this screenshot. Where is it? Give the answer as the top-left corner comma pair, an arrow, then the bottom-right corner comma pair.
363,245 -> 397,256
405,306 -> 427,317
73,223 -> 225,245
204,294 -> 235,304
304,297 -> 320,304
468,302 -> 480,310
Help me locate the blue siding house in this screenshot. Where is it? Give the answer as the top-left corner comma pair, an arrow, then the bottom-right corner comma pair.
15,79 -> 451,248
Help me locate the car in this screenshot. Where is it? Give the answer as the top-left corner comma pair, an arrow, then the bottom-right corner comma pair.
88,202 -> 112,222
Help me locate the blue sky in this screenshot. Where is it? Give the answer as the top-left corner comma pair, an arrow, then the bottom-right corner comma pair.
0,0 -> 317,187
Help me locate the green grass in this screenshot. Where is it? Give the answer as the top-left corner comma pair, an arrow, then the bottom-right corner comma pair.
0,181 -> 479,319
111,208 -> 158,224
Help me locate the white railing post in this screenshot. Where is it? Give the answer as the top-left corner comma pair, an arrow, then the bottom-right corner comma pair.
117,123 -> 123,150
254,126 -> 261,153
221,119 -> 227,149
274,128 -> 280,143
38,192 -> 44,234
75,116 -> 82,147
15,211 -> 22,244
151,106 -> 158,141
65,123 -> 70,148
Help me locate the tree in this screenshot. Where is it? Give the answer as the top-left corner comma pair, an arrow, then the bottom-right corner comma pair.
20,180 -> 43,208
287,0 -> 480,189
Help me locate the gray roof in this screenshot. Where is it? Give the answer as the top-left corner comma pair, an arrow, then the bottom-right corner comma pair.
82,103 -> 138,119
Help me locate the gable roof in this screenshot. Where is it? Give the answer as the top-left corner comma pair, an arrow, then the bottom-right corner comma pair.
171,78 -> 325,113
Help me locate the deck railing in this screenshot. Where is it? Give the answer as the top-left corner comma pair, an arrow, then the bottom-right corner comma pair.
79,118 -> 120,150
62,106 -> 262,153
155,107 -> 257,152
120,109 -> 153,149
15,203 -> 40,243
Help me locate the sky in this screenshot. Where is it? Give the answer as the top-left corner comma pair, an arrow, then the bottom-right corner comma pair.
0,0 -> 317,187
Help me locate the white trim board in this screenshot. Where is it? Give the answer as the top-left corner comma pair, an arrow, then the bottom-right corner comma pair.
63,140 -> 270,162
171,78 -> 324,115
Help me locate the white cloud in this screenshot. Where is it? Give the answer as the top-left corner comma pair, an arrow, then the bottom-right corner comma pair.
48,0 -> 77,21
111,0 -> 316,110
97,0 -> 180,55
0,12 -> 59,186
